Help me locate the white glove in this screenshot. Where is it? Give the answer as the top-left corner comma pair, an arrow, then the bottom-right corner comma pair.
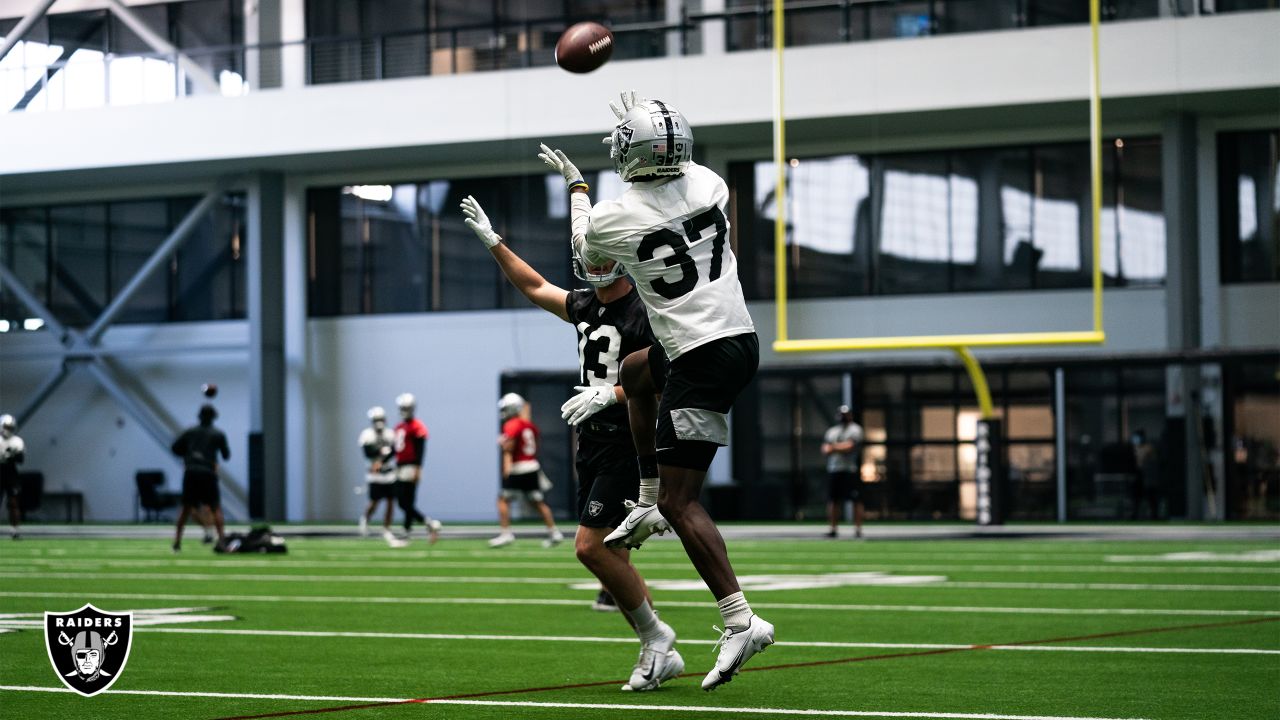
609,89 -> 641,121
538,143 -> 587,191
560,385 -> 618,426
460,195 -> 501,248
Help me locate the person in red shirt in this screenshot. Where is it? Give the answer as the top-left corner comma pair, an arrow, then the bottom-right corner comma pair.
393,393 -> 441,543
489,393 -> 562,548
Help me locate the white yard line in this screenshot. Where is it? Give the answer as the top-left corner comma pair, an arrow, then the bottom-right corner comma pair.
2,557 -> 1277,575
110,627 -> 1280,655
0,685 -> 1155,719
2,570 -> 1276,592
2,590 -> 1277,618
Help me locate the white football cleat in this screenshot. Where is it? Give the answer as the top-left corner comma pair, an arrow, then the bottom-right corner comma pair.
603,501 -> 670,549
358,516 -> 369,537
542,529 -> 564,548
701,615 -> 775,691
427,518 -> 442,545
622,621 -> 682,692
488,531 -> 516,548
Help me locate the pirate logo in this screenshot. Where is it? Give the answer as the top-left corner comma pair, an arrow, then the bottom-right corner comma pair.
588,500 -> 604,516
44,604 -> 133,697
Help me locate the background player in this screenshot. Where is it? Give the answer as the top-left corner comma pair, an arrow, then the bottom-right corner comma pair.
1,414 -> 25,539
822,404 -> 865,538
359,405 -> 400,544
171,405 -> 229,552
539,90 -> 772,691
491,393 -> 565,549
462,196 -> 682,690
393,393 -> 442,543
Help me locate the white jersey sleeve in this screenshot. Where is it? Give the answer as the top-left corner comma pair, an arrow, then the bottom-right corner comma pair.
585,162 -> 755,360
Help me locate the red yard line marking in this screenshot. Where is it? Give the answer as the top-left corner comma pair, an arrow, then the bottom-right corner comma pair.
211,616 -> 1279,720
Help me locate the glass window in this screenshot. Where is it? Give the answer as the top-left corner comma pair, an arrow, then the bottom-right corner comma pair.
108,200 -> 170,324
1219,129 -> 1279,283
1112,138 -> 1165,285
877,154 -> 952,294
49,203 -> 108,327
0,208 -> 50,327
756,155 -> 872,298
1030,144 -> 1090,289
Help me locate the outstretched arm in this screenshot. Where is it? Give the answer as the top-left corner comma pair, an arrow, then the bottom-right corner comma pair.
461,196 -> 570,322
538,144 -> 609,266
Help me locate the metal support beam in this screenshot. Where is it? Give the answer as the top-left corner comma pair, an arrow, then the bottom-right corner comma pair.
15,363 -> 69,428
1054,367 -> 1067,523
0,260 -> 69,341
0,0 -> 58,64
86,190 -> 222,342
104,0 -> 221,95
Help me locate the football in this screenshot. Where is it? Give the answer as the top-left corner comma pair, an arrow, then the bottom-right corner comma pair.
555,22 -> 613,74
202,383 -> 218,398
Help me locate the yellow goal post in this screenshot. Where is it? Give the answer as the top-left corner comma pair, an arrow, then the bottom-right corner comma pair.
767,0 -> 1107,415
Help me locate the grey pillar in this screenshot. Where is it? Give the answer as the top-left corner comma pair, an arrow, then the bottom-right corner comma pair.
244,0 -> 284,90
1163,113 -> 1206,519
247,172 -> 288,520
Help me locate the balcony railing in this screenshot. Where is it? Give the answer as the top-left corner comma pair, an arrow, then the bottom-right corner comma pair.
0,0 -> 1271,113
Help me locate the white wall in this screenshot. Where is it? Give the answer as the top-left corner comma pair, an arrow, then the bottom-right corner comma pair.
299,309 -> 579,522
0,322 -> 250,521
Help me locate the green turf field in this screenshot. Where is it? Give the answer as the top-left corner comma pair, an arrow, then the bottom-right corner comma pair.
1,530 -> 1277,719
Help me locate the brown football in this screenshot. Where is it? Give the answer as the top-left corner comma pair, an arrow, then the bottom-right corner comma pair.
555,22 -> 613,74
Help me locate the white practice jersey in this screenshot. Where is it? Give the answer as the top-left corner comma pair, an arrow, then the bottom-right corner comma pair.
358,426 -> 396,483
584,162 -> 755,360
0,434 -> 23,464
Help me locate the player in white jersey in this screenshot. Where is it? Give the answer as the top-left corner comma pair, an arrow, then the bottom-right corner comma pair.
358,406 -> 401,545
539,90 -> 773,691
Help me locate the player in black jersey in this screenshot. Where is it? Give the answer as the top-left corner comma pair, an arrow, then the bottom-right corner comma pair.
462,195 -> 685,692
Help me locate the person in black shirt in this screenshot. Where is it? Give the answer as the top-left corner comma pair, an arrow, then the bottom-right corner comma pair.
171,405 -> 230,552
462,195 -> 684,692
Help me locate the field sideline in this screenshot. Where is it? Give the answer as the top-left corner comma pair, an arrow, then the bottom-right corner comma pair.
0,527 -> 1277,719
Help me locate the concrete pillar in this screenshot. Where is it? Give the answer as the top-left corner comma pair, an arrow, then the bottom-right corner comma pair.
1163,112 -> 1208,519
244,0 -> 290,90
247,172 -> 287,520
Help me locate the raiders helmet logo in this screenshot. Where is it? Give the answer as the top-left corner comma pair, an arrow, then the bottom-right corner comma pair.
588,500 -> 604,516
45,604 -> 133,697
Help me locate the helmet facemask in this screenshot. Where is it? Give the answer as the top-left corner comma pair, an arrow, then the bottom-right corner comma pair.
572,250 -> 625,288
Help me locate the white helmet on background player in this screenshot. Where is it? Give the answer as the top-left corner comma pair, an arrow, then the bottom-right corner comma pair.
0,414 -> 14,438
607,94 -> 694,182
367,406 -> 386,428
498,393 -> 526,420
396,393 -> 415,419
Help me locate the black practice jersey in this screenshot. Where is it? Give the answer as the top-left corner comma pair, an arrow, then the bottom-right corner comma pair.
565,284 -> 655,444
172,424 -> 231,473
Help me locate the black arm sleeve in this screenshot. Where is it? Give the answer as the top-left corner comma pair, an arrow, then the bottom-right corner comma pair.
412,437 -> 426,463
220,434 -> 231,460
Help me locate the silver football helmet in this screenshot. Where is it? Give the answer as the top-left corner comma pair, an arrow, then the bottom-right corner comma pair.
367,406 -> 387,427
498,392 -> 526,420
0,414 -> 13,437
572,248 -> 625,288
396,393 -> 416,419
608,98 -> 694,182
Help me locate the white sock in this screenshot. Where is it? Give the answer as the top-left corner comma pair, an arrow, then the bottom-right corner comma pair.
716,591 -> 752,632
625,600 -> 664,643
637,455 -> 659,506
637,476 -> 659,506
